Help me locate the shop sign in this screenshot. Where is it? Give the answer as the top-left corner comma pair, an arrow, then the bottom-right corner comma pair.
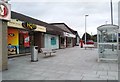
63,32 -> 76,38
8,19 -> 23,28
22,22 -> 37,30
0,1 -> 11,20
35,25 -> 46,32
8,19 -> 46,33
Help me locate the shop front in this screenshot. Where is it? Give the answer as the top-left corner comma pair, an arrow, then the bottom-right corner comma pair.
34,25 -> 46,52
59,36 -> 66,49
8,19 -> 31,55
7,19 -> 46,56
44,34 -> 59,49
63,32 -> 76,48
8,19 -> 25,55
8,27 -> 30,55
66,37 -> 73,47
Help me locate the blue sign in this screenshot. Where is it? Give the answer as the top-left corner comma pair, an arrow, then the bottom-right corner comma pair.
51,37 -> 56,45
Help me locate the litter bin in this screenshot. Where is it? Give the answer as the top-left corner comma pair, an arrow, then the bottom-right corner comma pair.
31,46 -> 38,62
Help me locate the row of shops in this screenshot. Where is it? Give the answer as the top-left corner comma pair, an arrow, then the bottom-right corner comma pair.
8,11 -> 80,56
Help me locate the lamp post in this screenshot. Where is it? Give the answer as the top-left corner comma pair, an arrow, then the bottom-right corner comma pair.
110,0 -> 113,25
85,15 -> 89,44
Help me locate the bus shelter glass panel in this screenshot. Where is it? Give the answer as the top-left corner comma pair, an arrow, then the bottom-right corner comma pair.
97,24 -> 119,61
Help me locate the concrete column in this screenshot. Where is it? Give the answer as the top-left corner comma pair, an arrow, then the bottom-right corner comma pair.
118,1 -> 120,82
66,37 -> 67,48
0,20 -> 8,71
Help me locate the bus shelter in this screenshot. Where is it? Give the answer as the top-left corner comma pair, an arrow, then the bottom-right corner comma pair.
97,24 -> 119,61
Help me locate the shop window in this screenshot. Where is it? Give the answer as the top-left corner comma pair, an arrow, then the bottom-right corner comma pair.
67,38 -> 72,43
51,37 -> 56,45
61,37 -> 65,44
19,30 -> 30,54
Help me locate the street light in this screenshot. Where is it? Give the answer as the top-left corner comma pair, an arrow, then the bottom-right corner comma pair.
85,15 -> 89,44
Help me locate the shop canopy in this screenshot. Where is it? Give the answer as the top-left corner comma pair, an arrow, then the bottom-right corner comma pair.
11,11 -> 62,35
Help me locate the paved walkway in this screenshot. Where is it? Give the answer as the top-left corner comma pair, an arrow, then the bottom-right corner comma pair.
2,47 -> 118,80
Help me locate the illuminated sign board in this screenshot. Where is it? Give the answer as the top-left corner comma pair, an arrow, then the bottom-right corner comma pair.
8,19 -> 46,32
22,22 -> 37,30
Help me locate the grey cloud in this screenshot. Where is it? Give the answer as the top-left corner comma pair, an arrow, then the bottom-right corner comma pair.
9,1 -> 119,37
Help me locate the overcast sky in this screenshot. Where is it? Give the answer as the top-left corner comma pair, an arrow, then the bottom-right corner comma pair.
9,0 -> 119,37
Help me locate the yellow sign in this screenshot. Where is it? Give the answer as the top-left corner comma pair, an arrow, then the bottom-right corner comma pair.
35,25 -> 46,32
8,28 -> 19,46
7,19 -> 24,29
8,19 -> 46,32
22,22 -> 37,30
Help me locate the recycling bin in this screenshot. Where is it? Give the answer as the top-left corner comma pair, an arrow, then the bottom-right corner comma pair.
31,46 -> 38,62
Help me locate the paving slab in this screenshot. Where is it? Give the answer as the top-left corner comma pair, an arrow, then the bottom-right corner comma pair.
2,47 -> 118,80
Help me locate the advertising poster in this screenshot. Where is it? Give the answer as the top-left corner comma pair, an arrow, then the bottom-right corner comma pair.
24,34 -> 30,47
8,28 -> 18,54
8,28 -> 19,45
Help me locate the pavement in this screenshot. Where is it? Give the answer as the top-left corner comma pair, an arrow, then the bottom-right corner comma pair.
2,46 -> 118,80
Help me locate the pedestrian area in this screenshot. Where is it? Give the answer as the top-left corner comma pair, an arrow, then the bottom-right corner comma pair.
2,47 -> 118,80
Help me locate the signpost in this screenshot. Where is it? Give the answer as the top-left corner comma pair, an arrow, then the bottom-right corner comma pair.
0,0 -> 11,71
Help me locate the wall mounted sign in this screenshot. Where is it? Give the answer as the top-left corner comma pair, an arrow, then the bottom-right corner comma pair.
51,37 -> 56,45
22,22 -> 37,30
8,19 -> 23,28
35,25 -> 46,32
63,32 -> 76,38
8,19 -> 46,32
0,1 -> 11,20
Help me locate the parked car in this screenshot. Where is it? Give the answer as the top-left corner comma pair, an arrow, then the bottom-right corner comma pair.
86,40 -> 94,45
